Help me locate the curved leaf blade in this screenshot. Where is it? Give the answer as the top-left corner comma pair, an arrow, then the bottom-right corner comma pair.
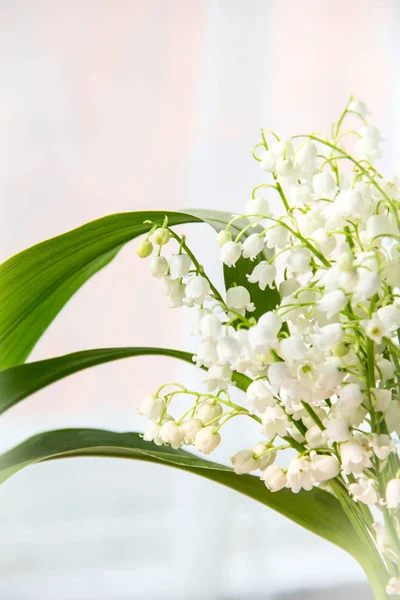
0,427 -> 361,560
0,209 -> 280,370
0,347 -> 251,415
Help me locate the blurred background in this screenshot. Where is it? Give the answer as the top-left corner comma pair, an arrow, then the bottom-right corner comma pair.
0,0 -> 398,598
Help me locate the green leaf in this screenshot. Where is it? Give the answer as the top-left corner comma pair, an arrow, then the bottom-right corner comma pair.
0,346 -> 251,416
0,209 -> 280,370
0,427 -> 362,561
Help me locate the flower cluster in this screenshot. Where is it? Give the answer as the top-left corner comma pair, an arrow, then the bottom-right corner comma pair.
137,98 -> 400,594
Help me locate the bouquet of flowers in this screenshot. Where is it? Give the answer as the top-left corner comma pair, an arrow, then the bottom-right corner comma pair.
0,97 -> 399,599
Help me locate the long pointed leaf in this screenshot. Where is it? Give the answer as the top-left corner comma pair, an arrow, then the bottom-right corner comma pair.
0,209 -> 280,369
0,427 -> 362,561
0,347 -> 251,415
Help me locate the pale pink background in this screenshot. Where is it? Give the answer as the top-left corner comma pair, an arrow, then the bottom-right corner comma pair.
0,1 -> 398,598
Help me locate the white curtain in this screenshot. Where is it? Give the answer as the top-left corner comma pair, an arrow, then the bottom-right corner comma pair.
0,1 -> 397,598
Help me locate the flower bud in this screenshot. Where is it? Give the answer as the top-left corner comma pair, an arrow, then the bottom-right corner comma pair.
220,241 -> 242,267
136,239 -> 153,258
261,464 -> 287,491
194,426 -> 221,454
152,228 -> 171,246
217,230 -> 232,247
197,401 -> 223,425
231,449 -> 259,474
138,395 -> 165,422
149,256 -> 168,278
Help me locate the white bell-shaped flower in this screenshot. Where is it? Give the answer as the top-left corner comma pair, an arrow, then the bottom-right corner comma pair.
365,214 -> 396,244
265,225 -> 289,249
260,150 -> 276,173
252,442 -> 276,470
386,478 -> 400,509
185,275 -> 211,304
220,241 -> 242,267
371,388 -> 392,413
159,421 -> 185,449
278,334 -> 309,364
318,289 -> 347,318
369,433 -> 397,460
305,425 -> 325,449
310,454 -> 340,482
262,405 -> 290,439
294,142 -> 318,176
355,136 -> 382,161
217,335 -> 241,366
286,457 -> 314,493
217,230 -> 232,247
197,400 -> 223,425
267,362 -> 292,394
226,286 -> 255,316
340,440 -> 372,475
276,157 -> 294,178
359,124 -> 382,142
271,139 -> 294,159
287,247 -> 312,273
377,304 -> 400,333
142,422 -> 163,446
231,449 -> 259,474
241,234 -> 264,260
245,197 -> 271,220
348,477 -> 378,505
258,311 -> 282,336
313,172 -> 336,198
311,228 -> 336,256
246,379 -> 275,414
207,363 -> 233,391
149,256 -> 168,278
261,465 -> 287,491
194,426 -> 221,454
195,339 -> 218,368
169,254 -> 191,279
361,313 -> 388,344
348,99 -> 369,116
311,323 -> 345,351
138,395 -> 165,422
164,277 -> 186,307
290,182 -> 314,207
323,418 -> 351,444
247,261 -> 277,291
199,313 -> 222,339
181,418 -> 203,444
